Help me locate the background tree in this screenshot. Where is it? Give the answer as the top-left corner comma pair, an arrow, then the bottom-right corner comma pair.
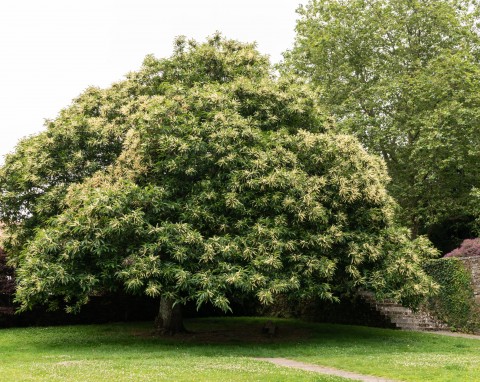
471,188 -> 480,235
285,0 -> 480,250
0,247 -> 15,299
1,35 -> 438,332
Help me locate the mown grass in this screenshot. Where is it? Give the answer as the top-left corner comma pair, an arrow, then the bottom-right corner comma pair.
0,317 -> 479,381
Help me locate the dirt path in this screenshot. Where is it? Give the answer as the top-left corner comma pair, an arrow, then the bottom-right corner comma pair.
425,330 -> 480,340
255,358 -> 397,382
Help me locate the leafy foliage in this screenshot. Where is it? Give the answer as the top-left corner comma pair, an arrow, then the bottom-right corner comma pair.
1,35 -> 438,315
444,238 -> 480,258
285,0 -> 480,238
0,84 -> 135,264
423,258 -> 479,332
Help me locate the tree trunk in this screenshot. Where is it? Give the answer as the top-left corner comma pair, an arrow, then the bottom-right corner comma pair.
411,216 -> 420,240
154,297 -> 187,334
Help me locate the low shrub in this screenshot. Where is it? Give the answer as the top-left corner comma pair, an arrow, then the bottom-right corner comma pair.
423,258 -> 479,332
444,238 -> 480,258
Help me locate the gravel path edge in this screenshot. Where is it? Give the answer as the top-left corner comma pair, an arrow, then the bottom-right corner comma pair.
254,357 -> 398,382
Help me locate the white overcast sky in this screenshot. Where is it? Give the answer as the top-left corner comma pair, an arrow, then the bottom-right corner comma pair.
0,0 -> 302,164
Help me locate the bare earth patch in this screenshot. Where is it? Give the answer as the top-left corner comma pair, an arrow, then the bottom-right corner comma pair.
132,322 -> 313,344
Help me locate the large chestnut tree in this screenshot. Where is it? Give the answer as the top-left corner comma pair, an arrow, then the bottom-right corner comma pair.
0,35 -> 437,332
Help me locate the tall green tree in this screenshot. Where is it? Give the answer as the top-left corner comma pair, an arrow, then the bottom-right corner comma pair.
285,0 -> 480,243
1,36 -> 437,332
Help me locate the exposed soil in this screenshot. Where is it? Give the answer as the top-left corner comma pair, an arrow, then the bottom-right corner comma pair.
132,321 -> 313,344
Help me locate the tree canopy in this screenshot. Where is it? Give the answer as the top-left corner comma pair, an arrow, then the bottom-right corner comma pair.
0,35 -> 437,331
285,0 -> 480,243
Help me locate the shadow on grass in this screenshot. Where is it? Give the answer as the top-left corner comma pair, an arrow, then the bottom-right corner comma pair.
3,316 -> 475,358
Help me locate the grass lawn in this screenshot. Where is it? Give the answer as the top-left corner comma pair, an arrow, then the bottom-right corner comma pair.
0,317 -> 479,382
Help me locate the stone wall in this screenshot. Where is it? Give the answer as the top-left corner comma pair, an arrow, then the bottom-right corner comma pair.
458,256 -> 480,304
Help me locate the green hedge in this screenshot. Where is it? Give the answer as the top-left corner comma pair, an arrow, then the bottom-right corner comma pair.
423,258 -> 479,332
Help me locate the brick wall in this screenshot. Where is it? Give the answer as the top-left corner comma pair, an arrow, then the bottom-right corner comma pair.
458,256 -> 480,304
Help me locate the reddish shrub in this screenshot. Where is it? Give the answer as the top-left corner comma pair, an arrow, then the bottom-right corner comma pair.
444,238 -> 480,258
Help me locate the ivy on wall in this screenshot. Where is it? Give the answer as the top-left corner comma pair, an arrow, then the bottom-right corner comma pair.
423,258 -> 480,332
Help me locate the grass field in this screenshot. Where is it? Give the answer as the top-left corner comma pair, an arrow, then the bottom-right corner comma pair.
0,317 -> 479,381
